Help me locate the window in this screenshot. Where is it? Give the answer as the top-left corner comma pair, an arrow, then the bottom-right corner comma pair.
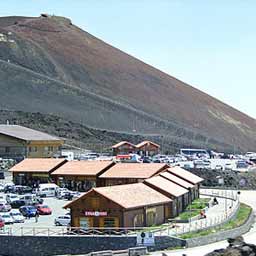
29,147 -> 32,153
5,147 -> 10,153
102,217 -> 117,228
48,146 -> 53,152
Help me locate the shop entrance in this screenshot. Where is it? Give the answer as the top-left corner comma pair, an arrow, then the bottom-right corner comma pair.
79,217 -> 93,228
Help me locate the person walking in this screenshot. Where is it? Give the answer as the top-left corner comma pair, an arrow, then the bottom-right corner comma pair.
35,211 -> 39,223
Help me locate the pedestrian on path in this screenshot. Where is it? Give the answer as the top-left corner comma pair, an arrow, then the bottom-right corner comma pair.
35,211 -> 39,223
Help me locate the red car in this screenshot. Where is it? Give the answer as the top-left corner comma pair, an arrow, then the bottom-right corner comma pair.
0,216 -> 4,228
36,205 -> 52,215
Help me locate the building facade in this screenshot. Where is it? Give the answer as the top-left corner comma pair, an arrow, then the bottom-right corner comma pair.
0,125 -> 64,159
64,183 -> 172,228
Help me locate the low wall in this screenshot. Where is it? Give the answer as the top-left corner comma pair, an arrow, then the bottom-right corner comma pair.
186,211 -> 255,248
0,235 -> 185,256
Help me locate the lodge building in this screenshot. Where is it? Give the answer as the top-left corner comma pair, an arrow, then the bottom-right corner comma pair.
0,125 -> 64,159
112,140 -> 160,156
51,161 -> 115,191
10,158 -> 67,186
64,183 -> 172,228
98,163 -> 168,186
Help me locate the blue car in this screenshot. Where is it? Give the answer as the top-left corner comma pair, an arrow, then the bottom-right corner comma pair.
19,206 -> 37,218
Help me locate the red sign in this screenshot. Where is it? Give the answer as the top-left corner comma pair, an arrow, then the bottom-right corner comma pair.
84,211 -> 108,217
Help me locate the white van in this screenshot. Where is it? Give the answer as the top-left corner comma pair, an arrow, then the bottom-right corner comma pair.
38,183 -> 59,197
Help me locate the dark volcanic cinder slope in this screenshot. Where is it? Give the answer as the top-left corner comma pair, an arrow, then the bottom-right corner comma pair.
0,15 -> 255,151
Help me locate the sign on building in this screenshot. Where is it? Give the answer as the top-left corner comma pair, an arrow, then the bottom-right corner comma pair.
84,211 -> 108,217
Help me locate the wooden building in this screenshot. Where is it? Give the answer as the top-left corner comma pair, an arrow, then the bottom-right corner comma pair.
159,171 -> 196,200
144,176 -> 189,217
167,167 -> 204,199
98,163 -> 168,186
51,161 -> 115,191
0,125 -> 64,159
136,141 -> 160,156
10,158 -> 67,185
112,141 -> 136,156
64,183 -> 172,228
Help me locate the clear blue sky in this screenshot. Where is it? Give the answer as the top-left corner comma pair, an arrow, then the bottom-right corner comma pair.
1,1 -> 256,118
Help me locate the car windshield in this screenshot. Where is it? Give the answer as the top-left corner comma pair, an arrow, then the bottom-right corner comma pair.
27,206 -> 35,210
12,212 -> 21,216
41,205 -> 49,208
2,214 -> 10,218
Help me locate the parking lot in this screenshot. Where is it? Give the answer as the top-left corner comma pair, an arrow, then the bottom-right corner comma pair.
0,172 -> 71,229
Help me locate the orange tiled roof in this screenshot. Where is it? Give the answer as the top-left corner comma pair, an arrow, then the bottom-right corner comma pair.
112,141 -> 136,149
9,158 -> 66,173
99,163 -> 167,179
65,183 -> 172,210
160,171 -> 194,189
136,141 -> 160,149
144,176 -> 189,197
167,167 -> 204,184
51,160 -> 114,176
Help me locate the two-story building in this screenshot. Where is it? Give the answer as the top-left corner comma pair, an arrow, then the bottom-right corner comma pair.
0,125 -> 64,159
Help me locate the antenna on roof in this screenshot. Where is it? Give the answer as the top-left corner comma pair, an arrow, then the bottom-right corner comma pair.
6,120 -> 10,125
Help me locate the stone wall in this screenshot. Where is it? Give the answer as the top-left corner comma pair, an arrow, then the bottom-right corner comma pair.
0,235 -> 185,256
186,211 -> 255,248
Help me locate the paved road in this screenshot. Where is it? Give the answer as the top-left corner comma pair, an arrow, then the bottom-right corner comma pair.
152,190 -> 256,256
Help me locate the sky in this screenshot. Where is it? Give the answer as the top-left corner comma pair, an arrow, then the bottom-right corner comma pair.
1,1 -> 256,118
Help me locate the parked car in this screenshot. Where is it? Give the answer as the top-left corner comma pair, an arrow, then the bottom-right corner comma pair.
4,184 -> 15,193
36,205 -> 52,215
19,194 -> 43,206
14,185 -> 33,195
56,188 -> 70,199
54,215 -> 71,226
10,199 -> 26,209
0,213 -> 13,224
0,184 -> 4,192
6,193 -> 19,204
19,206 -> 37,218
0,195 -> 7,203
37,183 -> 59,197
0,171 -> 4,179
0,216 -> 4,228
10,209 -> 25,223
0,202 -> 11,212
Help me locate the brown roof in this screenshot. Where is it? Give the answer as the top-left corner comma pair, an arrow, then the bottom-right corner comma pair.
167,167 -> 204,184
144,176 -> 188,197
0,125 -> 62,141
9,158 -> 67,173
136,140 -> 160,149
65,183 -> 172,210
160,171 -> 194,189
112,141 -> 136,149
99,163 -> 167,179
51,160 -> 114,176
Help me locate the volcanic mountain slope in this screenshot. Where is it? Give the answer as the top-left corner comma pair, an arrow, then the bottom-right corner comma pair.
0,15 -> 255,152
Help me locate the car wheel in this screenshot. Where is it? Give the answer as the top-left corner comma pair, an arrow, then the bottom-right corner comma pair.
55,222 -> 60,226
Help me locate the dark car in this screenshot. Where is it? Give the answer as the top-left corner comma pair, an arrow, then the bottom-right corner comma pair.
0,171 -> 4,179
19,206 -> 37,218
4,185 -> 15,194
10,200 -> 26,209
14,186 -> 33,195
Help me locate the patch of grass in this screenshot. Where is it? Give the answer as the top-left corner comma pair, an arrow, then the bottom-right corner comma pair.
178,209 -> 201,220
179,203 -> 252,239
176,198 -> 211,220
